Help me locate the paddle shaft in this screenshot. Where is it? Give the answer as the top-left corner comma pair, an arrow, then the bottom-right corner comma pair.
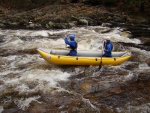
99,41 -> 104,70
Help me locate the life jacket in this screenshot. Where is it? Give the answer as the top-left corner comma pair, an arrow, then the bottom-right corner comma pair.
103,41 -> 113,57
104,41 -> 113,50
70,41 -> 78,50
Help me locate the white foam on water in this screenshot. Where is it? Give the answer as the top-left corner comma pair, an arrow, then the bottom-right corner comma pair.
22,69 -> 70,86
14,96 -> 40,110
0,25 -> 150,112
47,29 -> 70,35
0,36 -> 24,49
114,35 -> 141,44
14,83 -> 40,96
104,28 -> 141,44
12,54 -> 39,67
1,53 -> 71,94
15,69 -> 71,94
33,30 -> 49,37
15,84 -> 30,93
139,63 -> 150,70
0,68 -> 71,109
44,38 -> 65,49
123,72 -> 134,82
0,55 -> 31,70
24,38 -> 65,49
82,96 -> 100,112
129,47 -> 150,62
0,70 -> 21,76
67,26 -> 141,51
0,106 -> 4,113
0,29 -> 71,37
0,26 -> 141,49
78,39 -> 93,50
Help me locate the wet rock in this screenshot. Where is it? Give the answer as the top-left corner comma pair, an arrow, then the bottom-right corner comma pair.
101,28 -> 112,33
79,78 -> 123,95
68,21 -> 77,27
28,23 -> 35,29
69,73 -> 87,80
0,23 -> 5,28
52,23 -> 68,29
4,22 -> 20,29
46,21 -> 54,28
114,16 -> 127,23
70,16 -> 78,21
143,40 -> 150,46
145,58 -> 150,66
80,81 -> 92,93
78,19 -> 88,25
120,31 -> 132,38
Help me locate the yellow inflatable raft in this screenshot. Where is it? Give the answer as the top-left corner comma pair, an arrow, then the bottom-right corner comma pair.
37,48 -> 131,66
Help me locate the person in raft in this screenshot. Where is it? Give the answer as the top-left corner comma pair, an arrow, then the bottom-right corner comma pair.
103,36 -> 113,57
64,34 -> 78,56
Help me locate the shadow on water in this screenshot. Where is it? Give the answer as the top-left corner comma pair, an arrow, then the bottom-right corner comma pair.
119,42 -> 150,51
109,22 -> 150,38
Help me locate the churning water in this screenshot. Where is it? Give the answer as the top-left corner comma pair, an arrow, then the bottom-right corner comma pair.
0,25 -> 150,113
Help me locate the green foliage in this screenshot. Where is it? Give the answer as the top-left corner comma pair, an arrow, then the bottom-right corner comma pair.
0,0 -> 149,13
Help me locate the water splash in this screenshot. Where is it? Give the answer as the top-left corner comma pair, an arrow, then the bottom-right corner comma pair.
0,106 -> 4,113
14,96 -> 40,110
0,25 -> 149,112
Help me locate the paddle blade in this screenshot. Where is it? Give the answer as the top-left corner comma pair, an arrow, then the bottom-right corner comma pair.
98,60 -> 102,70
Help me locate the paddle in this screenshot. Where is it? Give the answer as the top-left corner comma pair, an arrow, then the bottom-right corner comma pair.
98,41 -> 104,70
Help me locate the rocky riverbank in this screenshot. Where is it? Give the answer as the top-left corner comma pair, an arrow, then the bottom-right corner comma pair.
0,3 -> 149,30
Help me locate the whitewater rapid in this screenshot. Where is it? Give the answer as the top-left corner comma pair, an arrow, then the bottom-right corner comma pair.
0,25 -> 150,113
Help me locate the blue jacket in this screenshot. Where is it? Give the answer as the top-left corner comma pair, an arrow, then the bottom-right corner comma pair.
64,38 -> 77,56
103,41 -> 113,57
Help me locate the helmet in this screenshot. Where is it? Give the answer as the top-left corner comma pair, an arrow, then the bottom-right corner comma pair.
106,36 -> 111,40
69,34 -> 75,40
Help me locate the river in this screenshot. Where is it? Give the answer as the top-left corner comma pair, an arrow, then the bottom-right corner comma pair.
0,25 -> 150,113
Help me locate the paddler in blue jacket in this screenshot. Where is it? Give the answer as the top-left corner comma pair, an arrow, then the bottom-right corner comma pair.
103,36 -> 113,57
64,34 -> 78,56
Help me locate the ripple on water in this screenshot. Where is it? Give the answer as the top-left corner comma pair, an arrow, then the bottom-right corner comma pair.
0,26 -> 150,112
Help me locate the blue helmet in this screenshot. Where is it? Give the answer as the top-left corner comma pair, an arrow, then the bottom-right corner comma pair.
69,34 -> 75,40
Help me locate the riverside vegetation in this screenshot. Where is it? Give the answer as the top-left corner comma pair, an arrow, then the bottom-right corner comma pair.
0,0 -> 149,29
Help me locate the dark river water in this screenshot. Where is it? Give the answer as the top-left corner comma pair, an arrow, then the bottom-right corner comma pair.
0,25 -> 150,113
